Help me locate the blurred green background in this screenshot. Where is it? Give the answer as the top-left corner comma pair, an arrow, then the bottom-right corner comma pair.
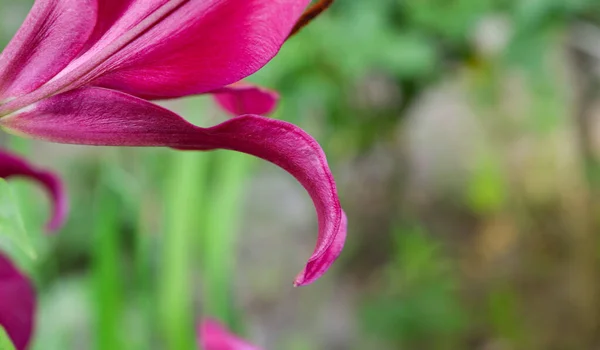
3,0 -> 600,349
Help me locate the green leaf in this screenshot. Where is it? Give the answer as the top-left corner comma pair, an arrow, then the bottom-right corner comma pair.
466,155 -> 507,214
0,178 -> 37,263
0,326 -> 16,350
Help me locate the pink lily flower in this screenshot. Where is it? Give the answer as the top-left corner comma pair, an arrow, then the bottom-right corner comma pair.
0,150 -> 65,349
0,0 -> 347,286
198,319 -> 261,350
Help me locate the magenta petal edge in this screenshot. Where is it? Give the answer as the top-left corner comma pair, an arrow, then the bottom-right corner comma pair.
198,319 -> 261,350
0,149 -> 68,232
0,253 -> 36,350
1,87 -> 346,285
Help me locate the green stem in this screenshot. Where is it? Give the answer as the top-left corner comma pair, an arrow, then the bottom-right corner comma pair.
202,151 -> 253,330
159,151 -> 209,350
93,165 -> 124,350
133,152 -> 155,350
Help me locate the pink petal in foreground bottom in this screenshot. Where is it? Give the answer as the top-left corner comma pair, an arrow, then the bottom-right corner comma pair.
1,87 -> 346,286
0,253 -> 36,350
0,149 -> 68,232
198,319 -> 261,350
211,83 -> 279,116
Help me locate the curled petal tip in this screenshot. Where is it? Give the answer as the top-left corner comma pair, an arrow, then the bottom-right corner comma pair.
0,149 -> 68,233
293,211 -> 347,287
1,87 -> 346,283
39,172 -> 69,233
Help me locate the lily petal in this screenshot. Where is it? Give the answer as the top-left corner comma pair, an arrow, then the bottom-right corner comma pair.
1,87 -> 346,286
0,252 -> 35,350
85,0 -> 135,49
198,319 -> 261,350
212,83 -> 279,117
66,0 -> 311,99
0,149 -> 68,232
0,0 -> 97,100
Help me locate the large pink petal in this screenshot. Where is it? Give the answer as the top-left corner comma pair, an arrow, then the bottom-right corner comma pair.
84,0 -> 136,49
0,149 -> 68,232
51,0 -> 310,99
0,253 -> 36,350
198,319 -> 261,350
1,87 -> 346,286
0,0 -> 97,101
212,83 -> 279,117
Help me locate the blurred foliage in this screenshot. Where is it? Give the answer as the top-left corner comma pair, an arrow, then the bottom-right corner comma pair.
0,179 -> 35,272
258,0 -> 600,153
361,226 -> 466,349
